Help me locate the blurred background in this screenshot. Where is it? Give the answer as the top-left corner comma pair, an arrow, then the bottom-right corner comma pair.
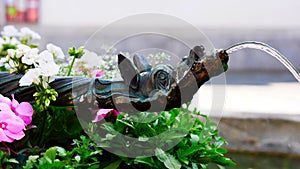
1,0 -> 300,168
1,0 -> 300,70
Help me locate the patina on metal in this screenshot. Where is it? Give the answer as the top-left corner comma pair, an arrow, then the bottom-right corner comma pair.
0,46 -> 229,112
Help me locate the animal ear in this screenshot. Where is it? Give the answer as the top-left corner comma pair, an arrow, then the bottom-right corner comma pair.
185,45 -> 205,66
189,45 -> 205,60
118,54 -> 139,89
133,54 -> 152,73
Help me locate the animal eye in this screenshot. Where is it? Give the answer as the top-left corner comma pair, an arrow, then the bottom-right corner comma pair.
159,73 -> 166,80
155,71 -> 169,90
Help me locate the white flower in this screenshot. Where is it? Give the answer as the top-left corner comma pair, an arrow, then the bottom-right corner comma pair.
19,50 -> 60,87
46,43 -> 65,60
1,25 -> 19,37
15,44 -> 31,58
1,37 -> 20,45
34,50 -> 60,77
37,50 -> 55,64
8,59 -> 16,68
0,57 -> 7,67
10,37 -> 20,45
19,68 -> 41,86
19,27 -> 41,40
75,50 -> 104,69
7,49 -> 16,59
39,61 -> 60,77
22,48 -> 39,65
17,44 -> 31,51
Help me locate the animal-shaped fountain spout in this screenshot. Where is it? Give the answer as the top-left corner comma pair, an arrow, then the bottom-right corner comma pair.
0,46 -> 229,112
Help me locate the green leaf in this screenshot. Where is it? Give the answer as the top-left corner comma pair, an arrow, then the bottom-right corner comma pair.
214,157 -> 236,167
178,146 -> 204,158
116,119 -> 135,129
192,163 -> 199,169
155,148 -> 168,162
103,160 -> 122,169
166,108 -> 179,126
24,155 -> 39,169
217,164 -> 226,169
75,155 -> 81,162
216,148 -> 227,154
134,157 -> 156,167
88,164 -> 101,169
6,158 -> 19,164
44,147 -> 57,163
155,148 -> 181,169
215,137 -> 227,147
200,164 -> 208,169
164,155 -> 181,169
190,133 -> 200,145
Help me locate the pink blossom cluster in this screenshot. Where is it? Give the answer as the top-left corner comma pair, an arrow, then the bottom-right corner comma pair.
77,67 -> 104,78
92,109 -> 121,123
0,94 -> 33,143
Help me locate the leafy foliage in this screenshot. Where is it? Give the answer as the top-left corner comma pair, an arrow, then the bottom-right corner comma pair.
28,106 -> 84,147
87,105 -> 236,169
24,136 -> 102,169
0,150 -> 19,169
1,105 -> 235,169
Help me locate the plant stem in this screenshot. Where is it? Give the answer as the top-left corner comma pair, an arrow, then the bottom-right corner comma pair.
66,56 -> 76,76
37,108 -> 48,146
2,142 -> 17,155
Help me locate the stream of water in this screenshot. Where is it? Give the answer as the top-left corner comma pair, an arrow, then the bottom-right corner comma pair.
225,41 -> 300,82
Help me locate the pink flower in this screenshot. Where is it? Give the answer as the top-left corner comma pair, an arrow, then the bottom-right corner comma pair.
0,94 -> 33,125
0,95 -> 11,104
95,70 -> 104,77
92,109 -> 121,123
0,103 -> 25,143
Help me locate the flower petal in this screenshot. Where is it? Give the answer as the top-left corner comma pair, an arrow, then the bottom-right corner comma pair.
0,102 -> 12,112
46,43 -> 65,60
16,102 -> 33,116
10,94 -> 19,111
4,115 -> 25,133
0,129 -> 14,142
92,109 -> 114,123
112,110 -> 121,116
19,68 -> 41,86
0,94 -> 11,104
19,116 -> 32,125
4,130 -> 25,141
92,114 -> 106,123
1,25 -> 19,37
95,70 -> 104,77
15,102 -> 33,125
97,109 -> 114,115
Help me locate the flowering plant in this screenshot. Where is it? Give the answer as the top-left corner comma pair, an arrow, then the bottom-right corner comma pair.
0,26 -> 235,169
0,94 -> 33,143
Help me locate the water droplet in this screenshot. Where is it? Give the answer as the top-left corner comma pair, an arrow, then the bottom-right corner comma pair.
79,95 -> 84,102
125,141 -> 130,147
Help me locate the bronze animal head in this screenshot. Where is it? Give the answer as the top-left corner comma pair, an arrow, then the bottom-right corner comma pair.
94,45 -> 229,112
0,45 -> 228,113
